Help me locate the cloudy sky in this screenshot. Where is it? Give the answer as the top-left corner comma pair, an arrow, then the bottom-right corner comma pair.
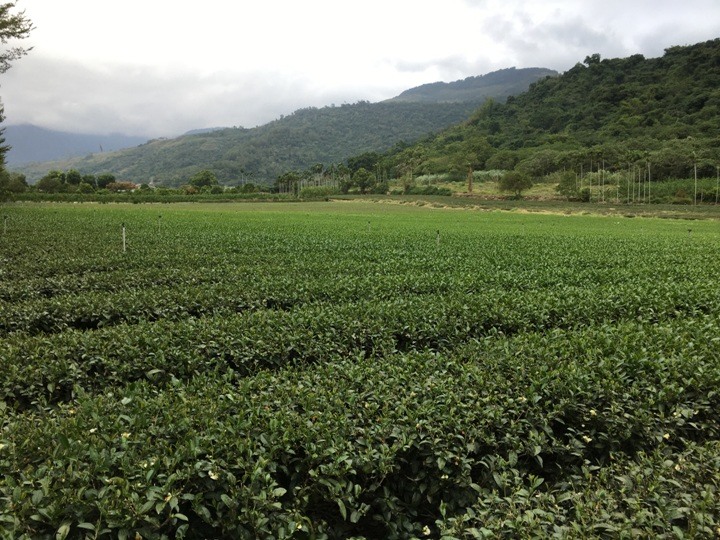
2,0 -> 719,138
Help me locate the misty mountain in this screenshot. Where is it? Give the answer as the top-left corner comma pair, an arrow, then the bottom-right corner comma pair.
386,67 -> 558,104
183,127 -> 228,136
3,124 -> 147,166
12,67 -> 557,184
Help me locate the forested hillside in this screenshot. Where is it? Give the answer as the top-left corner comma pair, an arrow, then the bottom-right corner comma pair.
377,39 -> 720,181
13,68 -> 554,185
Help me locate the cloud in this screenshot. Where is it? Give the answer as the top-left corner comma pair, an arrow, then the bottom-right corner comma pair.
1,54 -> 376,137
471,0 -> 720,71
390,55 -> 480,80
479,12 -> 616,70
3,0 -> 719,137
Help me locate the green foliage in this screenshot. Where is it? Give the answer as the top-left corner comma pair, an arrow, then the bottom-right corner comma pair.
35,170 -> 65,192
351,167 -> 375,194
16,102 -> 483,186
2,187 -> 720,536
298,185 -> 339,199
17,98 -> 529,187
403,185 -> 453,196
77,181 -> 95,194
96,173 -> 116,189
238,182 -> 258,193
189,169 -> 219,188
16,69 -> 554,186
375,39 -> 720,187
498,171 -> 533,197
347,151 -> 382,174
554,170 -> 579,199
0,2 -> 33,177
0,1 -> 33,74
0,171 -> 27,193
64,169 -> 82,185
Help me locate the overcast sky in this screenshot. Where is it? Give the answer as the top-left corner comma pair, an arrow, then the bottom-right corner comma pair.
2,0 -> 719,138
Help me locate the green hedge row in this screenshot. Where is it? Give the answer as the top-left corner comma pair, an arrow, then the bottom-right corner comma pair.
2,280 -> 719,409
3,315 -> 719,537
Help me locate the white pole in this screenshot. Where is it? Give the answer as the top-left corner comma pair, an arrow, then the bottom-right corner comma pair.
626,168 -> 630,204
122,223 -> 126,253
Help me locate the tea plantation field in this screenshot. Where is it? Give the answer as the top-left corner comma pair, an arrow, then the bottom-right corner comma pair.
1,201 -> 720,539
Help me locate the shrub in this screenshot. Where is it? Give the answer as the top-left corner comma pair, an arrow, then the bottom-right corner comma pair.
498,171 -> 533,198
405,185 -> 453,196
299,186 -> 340,199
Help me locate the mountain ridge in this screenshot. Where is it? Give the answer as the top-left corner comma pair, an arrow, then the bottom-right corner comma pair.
374,38 -> 720,182
4,124 -> 147,166
11,67 -> 556,184
386,67 -> 558,104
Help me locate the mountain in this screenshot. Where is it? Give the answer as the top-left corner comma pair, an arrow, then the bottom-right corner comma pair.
376,38 -> 720,181
386,67 -> 558,104
3,125 -> 147,166
183,127 -> 228,136
12,67 -> 557,185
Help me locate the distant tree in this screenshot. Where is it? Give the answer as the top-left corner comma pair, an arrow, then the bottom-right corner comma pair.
338,176 -> 353,194
96,173 -> 116,189
369,179 -> 389,194
0,170 -> 26,193
309,163 -> 324,176
554,170 -> 579,200
240,183 -> 257,193
499,171 -> 533,198
584,53 -> 602,66
65,169 -> 82,185
189,169 -> 218,188
36,171 -> 64,193
276,171 -> 301,195
77,181 -> 95,194
485,150 -> 519,171
352,167 -> 374,194
334,163 -> 351,178
347,152 -> 381,174
517,150 -> 564,178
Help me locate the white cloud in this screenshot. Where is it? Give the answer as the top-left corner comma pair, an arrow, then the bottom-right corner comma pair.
1,0 -> 719,136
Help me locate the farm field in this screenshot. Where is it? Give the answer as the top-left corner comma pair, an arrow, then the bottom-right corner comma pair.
1,201 -> 720,539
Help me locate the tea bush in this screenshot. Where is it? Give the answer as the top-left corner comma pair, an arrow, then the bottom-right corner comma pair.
1,202 -> 719,538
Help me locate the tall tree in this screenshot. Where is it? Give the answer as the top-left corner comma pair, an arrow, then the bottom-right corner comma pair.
189,169 -> 219,188
0,2 -> 32,73
0,2 -> 32,172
